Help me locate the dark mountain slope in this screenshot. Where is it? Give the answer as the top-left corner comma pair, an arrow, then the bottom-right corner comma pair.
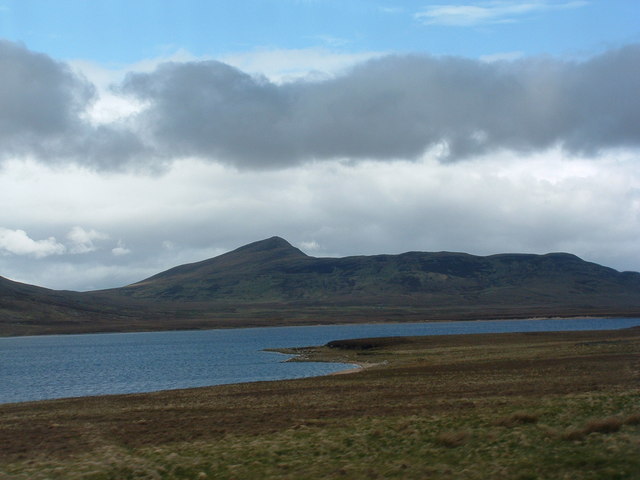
0,276 -> 143,335
113,238 -> 640,310
114,236 -> 314,301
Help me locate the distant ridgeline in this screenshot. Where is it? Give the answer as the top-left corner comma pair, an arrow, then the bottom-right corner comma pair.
2,236 -> 640,336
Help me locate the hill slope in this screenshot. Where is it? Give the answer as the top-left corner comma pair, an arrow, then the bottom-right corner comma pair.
114,237 -> 640,308
1,236 -> 640,336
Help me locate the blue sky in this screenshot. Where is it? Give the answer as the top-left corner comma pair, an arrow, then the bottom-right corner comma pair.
0,1 -> 639,290
1,0 -> 638,63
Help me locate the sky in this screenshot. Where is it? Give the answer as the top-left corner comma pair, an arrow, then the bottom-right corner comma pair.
0,0 -> 639,291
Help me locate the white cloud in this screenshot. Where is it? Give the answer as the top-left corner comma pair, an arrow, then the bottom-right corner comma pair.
307,35 -> 350,48
112,240 -> 131,256
217,47 -> 384,83
67,226 -> 109,254
299,240 -> 321,252
68,50 -> 198,125
1,147 -> 639,291
0,228 -> 66,258
379,7 -> 404,14
415,1 -> 588,27
479,51 -> 524,62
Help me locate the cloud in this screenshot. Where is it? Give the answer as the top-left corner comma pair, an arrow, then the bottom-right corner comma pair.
0,228 -> 66,258
308,35 -> 350,48
218,47 -> 385,85
415,1 -> 588,27
0,148 -> 639,290
299,240 -> 321,252
479,51 -> 524,62
1,40 -> 639,171
0,40 -> 92,154
6,149 -> 640,290
112,240 -> 131,256
0,40 -> 146,170
379,7 -> 404,14
122,45 -> 640,167
67,226 -> 109,254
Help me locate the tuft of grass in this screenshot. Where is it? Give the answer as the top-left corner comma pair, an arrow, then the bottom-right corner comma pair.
494,411 -> 539,427
623,413 -> 640,425
560,428 -> 588,441
560,416 -> 626,441
582,416 -> 623,435
436,430 -> 470,448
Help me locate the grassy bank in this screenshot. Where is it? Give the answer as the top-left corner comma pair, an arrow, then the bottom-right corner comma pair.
1,328 -> 639,479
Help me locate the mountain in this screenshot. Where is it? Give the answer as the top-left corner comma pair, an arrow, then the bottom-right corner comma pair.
121,236 -> 309,300
113,237 -> 640,307
2,236 -> 640,336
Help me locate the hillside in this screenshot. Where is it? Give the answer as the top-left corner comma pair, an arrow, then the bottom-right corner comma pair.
1,236 -> 640,336
114,237 -> 640,308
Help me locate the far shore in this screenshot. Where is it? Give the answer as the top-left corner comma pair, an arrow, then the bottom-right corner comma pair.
1,312 -> 635,338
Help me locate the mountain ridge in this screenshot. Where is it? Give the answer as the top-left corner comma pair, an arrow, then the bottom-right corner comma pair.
114,238 -> 640,303
1,236 -> 640,336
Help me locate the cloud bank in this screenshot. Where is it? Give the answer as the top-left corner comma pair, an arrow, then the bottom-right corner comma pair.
1,40 -> 639,171
1,150 -> 639,291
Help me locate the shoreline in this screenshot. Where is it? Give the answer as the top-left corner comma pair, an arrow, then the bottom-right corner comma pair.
3,317 -> 640,405
270,346 -> 386,376
327,361 -> 386,375
0,313 -> 630,339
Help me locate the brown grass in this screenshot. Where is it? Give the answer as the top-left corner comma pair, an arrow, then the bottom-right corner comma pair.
494,412 -> 539,427
560,416 -> 629,441
583,417 -> 624,434
1,327 -> 639,479
436,430 -> 471,447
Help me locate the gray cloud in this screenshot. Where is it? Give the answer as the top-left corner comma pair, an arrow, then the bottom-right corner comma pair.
0,40 -> 93,157
1,40 -> 639,170
0,40 -> 145,168
122,45 -> 640,167
121,61 -> 291,167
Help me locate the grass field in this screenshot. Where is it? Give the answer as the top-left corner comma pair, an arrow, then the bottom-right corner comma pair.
1,327 -> 638,479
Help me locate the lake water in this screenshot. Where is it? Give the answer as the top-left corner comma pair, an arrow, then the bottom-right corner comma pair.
1,317 -> 639,404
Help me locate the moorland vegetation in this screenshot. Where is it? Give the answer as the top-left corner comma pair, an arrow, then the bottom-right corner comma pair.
1,327 -> 638,479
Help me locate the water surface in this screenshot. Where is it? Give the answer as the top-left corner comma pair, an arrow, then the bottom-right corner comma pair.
1,317 -> 639,404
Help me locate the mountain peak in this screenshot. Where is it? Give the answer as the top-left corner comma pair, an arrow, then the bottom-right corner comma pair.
197,236 -> 309,265
240,236 -> 292,250
129,237 -> 307,287
231,236 -> 308,258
